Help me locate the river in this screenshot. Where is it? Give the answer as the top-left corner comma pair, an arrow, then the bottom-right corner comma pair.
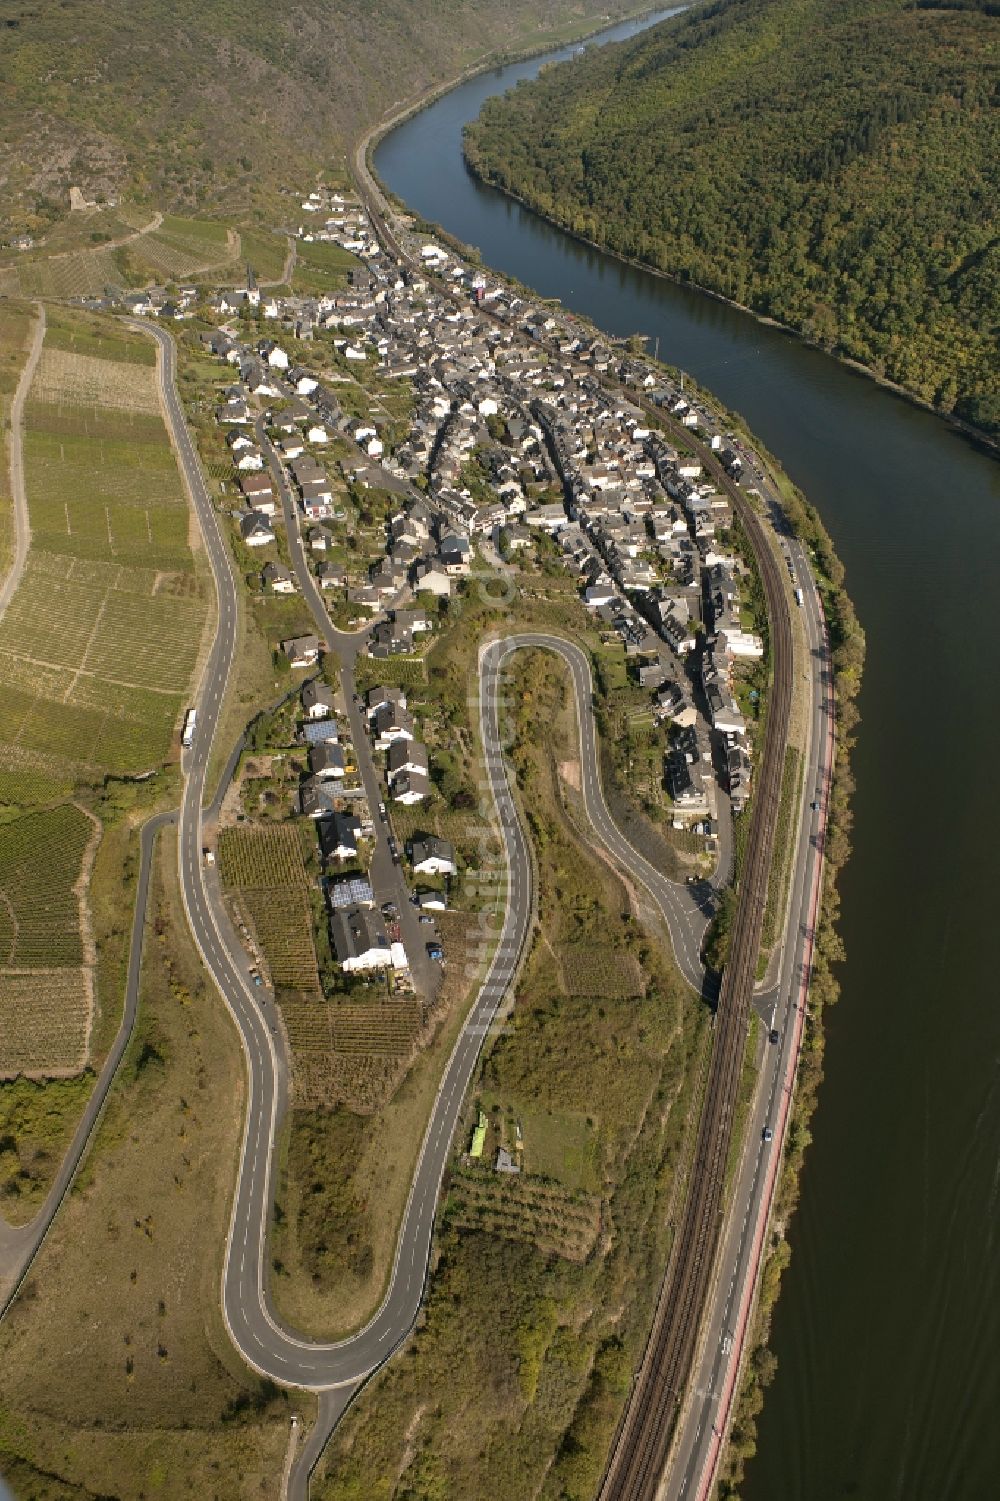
375,12 -> 1000,1499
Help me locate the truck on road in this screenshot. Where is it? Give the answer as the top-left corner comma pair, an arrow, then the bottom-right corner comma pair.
182,708 -> 198,748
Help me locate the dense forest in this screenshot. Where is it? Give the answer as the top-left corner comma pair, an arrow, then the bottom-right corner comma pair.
465,0 -> 1000,436
0,0 -> 642,231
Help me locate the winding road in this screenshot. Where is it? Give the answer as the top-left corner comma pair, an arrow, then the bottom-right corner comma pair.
0,284 -> 830,1501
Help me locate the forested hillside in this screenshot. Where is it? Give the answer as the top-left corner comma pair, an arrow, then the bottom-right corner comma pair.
0,0 -> 641,232
465,0 -> 1000,436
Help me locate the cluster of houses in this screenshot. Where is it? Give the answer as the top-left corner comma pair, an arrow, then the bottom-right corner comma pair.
201,182 -> 767,867
272,669 -> 458,977
367,683 -> 431,805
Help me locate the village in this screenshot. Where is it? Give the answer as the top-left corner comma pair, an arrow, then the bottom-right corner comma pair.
109,185 -> 765,989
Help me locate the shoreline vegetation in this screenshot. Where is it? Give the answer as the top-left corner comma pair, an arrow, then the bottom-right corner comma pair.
463,0 -> 999,448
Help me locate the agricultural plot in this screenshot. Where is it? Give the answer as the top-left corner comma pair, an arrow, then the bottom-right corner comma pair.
292,239 -> 361,294
0,310 -> 208,791
446,1165 -> 601,1263
239,229 -> 290,284
15,247 -> 125,300
0,803 -> 97,1077
127,217 -> 237,281
557,944 -> 646,998
330,1001 -> 422,1055
30,347 -> 160,413
43,308 -> 156,367
0,971 -> 91,1077
218,824 -> 307,890
241,889 -> 321,992
220,825 -> 322,993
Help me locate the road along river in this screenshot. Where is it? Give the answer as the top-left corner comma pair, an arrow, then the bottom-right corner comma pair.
376,14 -> 1000,1499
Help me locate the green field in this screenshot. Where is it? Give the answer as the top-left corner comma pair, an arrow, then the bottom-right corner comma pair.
0,309 -> 209,792
292,238 -> 362,294
240,228 -> 290,283
125,215 -> 237,282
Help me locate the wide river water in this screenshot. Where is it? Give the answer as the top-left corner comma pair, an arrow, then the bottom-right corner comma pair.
376,12 -> 1000,1498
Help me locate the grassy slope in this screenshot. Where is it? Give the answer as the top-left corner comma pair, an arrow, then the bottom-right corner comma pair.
0,830 -> 301,1500
0,0 -> 650,233
465,0 -> 1000,435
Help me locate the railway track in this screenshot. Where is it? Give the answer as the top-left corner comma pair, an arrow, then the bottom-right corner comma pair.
598,451 -> 793,1501
353,150 -> 794,1501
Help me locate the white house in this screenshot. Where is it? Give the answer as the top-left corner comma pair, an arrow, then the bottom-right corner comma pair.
392,771 -> 430,805
240,511 -> 274,547
411,837 -> 456,876
262,561 -> 295,593
330,905 -> 393,972
302,680 -> 334,720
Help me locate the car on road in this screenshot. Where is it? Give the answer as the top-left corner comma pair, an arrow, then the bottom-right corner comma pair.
762,1126 -> 773,1142
769,1028 -> 780,1046
810,800 -> 820,811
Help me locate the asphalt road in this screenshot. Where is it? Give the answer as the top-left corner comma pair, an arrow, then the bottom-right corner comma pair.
112,329 -> 723,1494
662,529 -> 836,1499
141,316 -> 828,1501
122,336 -> 727,1482
0,809 -> 175,1316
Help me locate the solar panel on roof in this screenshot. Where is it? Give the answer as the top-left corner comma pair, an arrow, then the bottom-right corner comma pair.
304,719 -> 339,744
327,877 -> 374,909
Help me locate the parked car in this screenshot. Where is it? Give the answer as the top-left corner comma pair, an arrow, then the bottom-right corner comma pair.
418,914 -> 434,926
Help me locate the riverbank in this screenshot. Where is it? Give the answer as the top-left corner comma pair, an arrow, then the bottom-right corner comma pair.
374,29 -> 1000,1497
718,484 -> 864,1497
459,160 -> 998,458
355,5 -> 678,178
360,34 -> 864,1501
